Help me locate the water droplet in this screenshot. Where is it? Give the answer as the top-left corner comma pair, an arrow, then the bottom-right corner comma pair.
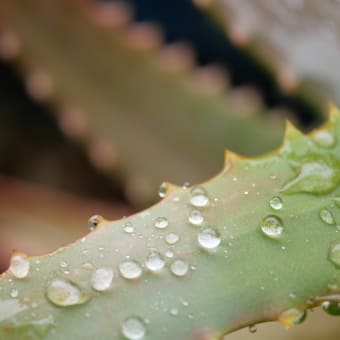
122,317 -> 145,340
170,260 -> 188,277
46,279 -> 90,306
197,227 -> 221,249
189,187 -> 209,207
154,217 -> 168,229
145,251 -> 165,272
278,308 -> 307,328
261,215 -> 283,239
165,249 -> 174,258
158,182 -> 167,198
169,308 -> 178,316
320,209 -> 335,225
91,267 -> 113,291
269,196 -> 283,210
119,260 -> 142,279
188,210 -> 204,226
88,215 -> 103,231
313,130 -> 335,148
327,278 -> 339,290
322,301 -> 340,316
9,253 -> 30,279
59,261 -> 68,268
328,241 -> 340,268
10,288 -> 18,298
248,324 -> 257,333
123,222 -> 134,234
165,233 -> 179,245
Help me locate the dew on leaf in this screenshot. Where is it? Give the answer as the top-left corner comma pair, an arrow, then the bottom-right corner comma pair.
269,196 -> 283,210
158,182 -> 168,198
261,215 -> 284,239
248,324 -> 257,333
119,260 -> 142,279
170,260 -> 189,277
122,317 -> 146,340
188,210 -> 204,226
165,249 -> 174,258
328,241 -> 340,268
278,308 -> 307,328
169,308 -> 178,316
320,209 -> 336,225
313,130 -> 335,148
165,233 -> 179,245
91,267 -> 113,291
197,227 -> 221,250
123,222 -> 134,234
145,251 -> 165,272
46,278 -> 90,306
190,187 -> 209,207
154,217 -> 169,229
10,288 -> 18,298
9,253 -> 30,279
88,214 -> 103,231
322,301 -> 340,315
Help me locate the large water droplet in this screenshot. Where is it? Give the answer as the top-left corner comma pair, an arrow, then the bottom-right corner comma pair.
154,217 -> 168,229
190,187 -> 209,207
313,130 -> 335,148
91,267 -> 113,291
165,233 -> 179,245
320,209 -> 335,225
158,182 -> 167,198
88,215 -> 103,231
269,196 -> 283,210
188,210 -> 204,226
170,260 -> 188,277
145,251 -> 165,272
328,241 -> 340,268
46,279 -> 90,306
278,308 -> 307,328
197,227 -> 221,249
122,317 -> 145,340
119,260 -> 142,279
322,301 -> 340,315
261,215 -> 283,239
9,253 -> 30,279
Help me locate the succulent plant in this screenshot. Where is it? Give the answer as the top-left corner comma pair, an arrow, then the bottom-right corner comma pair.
0,0 -> 285,205
0,106 -> 339,339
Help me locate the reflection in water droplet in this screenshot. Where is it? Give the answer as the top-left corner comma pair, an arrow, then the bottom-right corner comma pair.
190,187 -> 209,207
261,215 -> 283,239
322,301 -> 340,315
158,182 -> 167,198
123,222 -> 134,234
328,241 -> 340,268
9,253 -> 30,279
269,196 -> 283,210
119,260 -> 142,279
188,210 -> 204,226
165,233 -> 179,245
91,267 -> 113,291
278,308 -> 307,328
313,130 -> 335,148
122,317 -> 146,340
197,227 -> 221,249
46,279 -> 90,306
88,215 -> 103,231
170,260 -> 188,277
154,217 -> 169,229
145,251 -> 165,272
320,209 -> 335,225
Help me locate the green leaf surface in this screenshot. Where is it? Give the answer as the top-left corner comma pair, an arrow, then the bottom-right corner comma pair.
0,107 -> 339,339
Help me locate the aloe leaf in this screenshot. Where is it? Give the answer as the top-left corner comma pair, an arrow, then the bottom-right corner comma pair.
0,106 -> 339,339
0,0 -> 284,204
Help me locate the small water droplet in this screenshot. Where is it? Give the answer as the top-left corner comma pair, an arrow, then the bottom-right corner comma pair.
145,251 -> 165,272
289,292 -> 297,299
165,233 -> 179,245
278,308 -> 307,328
170,260 -> 188,277
88,214 -> 103,231
10,288 -> 18,298
261,215 -> 283,239
313,130 -> 335,148
322,301 -> 340,315
327,278 -> 339,290
169,308 -> 178,316
189,187 -> 209,207
197,227 -> 221,249
320,209 -> 335,225
158,182 -> 167,198
122,317 -> 146,340
182,182 -> 190,189
119,260 -> 142,279
46,279 -> 90,306
91,267 -> 113,291
165,250 -> 174,258
123,222 -> 134,234
269,196 -> 283,210
188,210 -> 204,226
9,253 -> 30,279
328,241 -> 340,268
248,324 -> 257,333
59,261 -> 68,268
154,217 -> 168,229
